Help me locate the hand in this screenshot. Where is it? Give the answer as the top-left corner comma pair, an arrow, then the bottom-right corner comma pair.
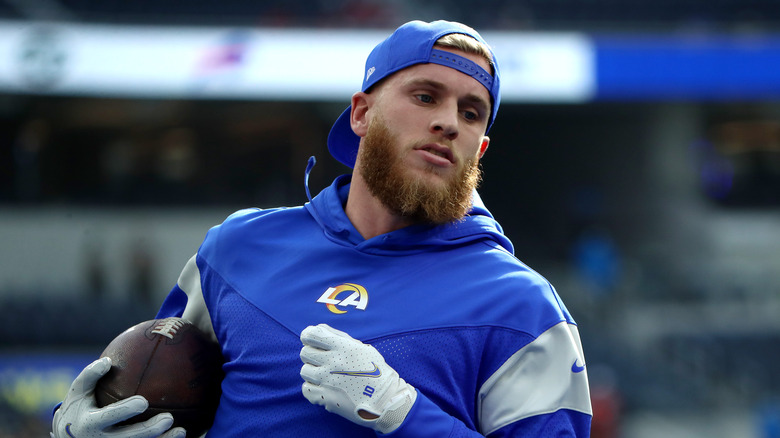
300,324 -> 417,434
51,357 -> 186,438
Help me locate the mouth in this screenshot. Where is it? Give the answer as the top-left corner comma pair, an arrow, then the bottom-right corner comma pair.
415,143 -> 454,164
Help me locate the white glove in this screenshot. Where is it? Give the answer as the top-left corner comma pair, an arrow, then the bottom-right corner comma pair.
51,357 -> 186,438
300,324 -> 417,434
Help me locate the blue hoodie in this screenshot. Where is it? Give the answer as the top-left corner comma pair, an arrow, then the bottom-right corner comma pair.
157,173 -> 592,437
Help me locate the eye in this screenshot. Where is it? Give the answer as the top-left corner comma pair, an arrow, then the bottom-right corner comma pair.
463,107 -> 486,122
415,94 -> 434,104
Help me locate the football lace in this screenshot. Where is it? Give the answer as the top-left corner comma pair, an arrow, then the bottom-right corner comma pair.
151,318 -> 185,339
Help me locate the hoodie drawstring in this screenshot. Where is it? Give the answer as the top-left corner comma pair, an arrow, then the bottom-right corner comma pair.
305,156 -> 316,203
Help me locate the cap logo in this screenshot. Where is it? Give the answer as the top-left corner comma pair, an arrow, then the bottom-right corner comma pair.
365,66 -> 376,82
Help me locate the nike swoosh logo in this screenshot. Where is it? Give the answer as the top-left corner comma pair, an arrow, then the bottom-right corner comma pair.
330,362 -> 382,378
65,423 -> 76,438
571,359 -> 586,373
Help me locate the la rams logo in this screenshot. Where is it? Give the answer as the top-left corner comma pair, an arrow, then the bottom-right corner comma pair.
316,283 -> 368,314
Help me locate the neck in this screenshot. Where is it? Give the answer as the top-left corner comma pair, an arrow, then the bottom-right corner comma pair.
345,171 -> 414,240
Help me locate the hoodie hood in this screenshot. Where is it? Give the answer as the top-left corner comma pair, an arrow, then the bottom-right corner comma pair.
304,173 -> 515,256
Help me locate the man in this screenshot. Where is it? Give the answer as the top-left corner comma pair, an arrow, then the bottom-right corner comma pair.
52,20 -> 592,437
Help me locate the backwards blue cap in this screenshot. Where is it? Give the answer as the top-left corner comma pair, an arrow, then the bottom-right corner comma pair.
327,20 -> 502,168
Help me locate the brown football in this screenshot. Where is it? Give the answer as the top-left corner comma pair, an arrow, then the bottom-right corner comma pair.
95,317 -> 223,436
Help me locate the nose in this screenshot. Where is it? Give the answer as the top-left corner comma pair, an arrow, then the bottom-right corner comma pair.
430,103 -> 459,141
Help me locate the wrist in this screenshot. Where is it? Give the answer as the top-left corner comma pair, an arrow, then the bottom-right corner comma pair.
377,390 -> 455,437
372,384 -> 417,434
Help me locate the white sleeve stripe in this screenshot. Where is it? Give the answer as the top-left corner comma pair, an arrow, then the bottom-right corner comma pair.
477,322 -> 592,435
178,254 -> 218,344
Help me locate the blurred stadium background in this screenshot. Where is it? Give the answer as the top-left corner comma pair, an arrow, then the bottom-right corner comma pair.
1,0 -> 779,437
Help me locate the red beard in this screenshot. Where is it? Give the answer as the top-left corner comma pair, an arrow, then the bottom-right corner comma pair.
356,115 -> 482,225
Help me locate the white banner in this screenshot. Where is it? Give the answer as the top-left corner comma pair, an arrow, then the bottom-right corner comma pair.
0,20 -> 593,102
489,32 -> 594,102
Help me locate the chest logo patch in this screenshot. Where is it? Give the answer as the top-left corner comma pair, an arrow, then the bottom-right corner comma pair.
316,283 -> 368,314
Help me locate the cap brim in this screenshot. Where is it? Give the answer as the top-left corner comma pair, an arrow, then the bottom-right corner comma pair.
327,105 -> 360,168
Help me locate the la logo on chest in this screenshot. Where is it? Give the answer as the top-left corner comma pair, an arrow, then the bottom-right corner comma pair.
316,283 -> 368,314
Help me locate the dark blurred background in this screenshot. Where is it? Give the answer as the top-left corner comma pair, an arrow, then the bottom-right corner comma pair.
1,1 -> 779,437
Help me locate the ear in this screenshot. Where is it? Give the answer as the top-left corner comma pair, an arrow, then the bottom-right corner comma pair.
478,136 -> 490,158
350,91 -> 371,138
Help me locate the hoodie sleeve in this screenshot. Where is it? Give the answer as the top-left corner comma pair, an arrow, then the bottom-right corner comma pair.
156,254 -> 218,344
385,389 -> 591,438
381,321 -> 592,438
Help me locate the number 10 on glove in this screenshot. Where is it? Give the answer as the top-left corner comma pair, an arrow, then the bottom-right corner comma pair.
299,324 -> 417,434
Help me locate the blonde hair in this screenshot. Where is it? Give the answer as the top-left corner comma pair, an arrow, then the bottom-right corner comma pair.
435,33 -> 494,74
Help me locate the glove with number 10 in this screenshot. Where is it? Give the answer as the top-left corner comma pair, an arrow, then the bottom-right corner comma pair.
299,324 -> 418,434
